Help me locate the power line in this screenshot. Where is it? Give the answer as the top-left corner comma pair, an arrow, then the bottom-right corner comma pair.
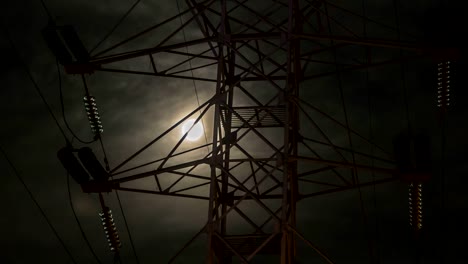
113,187 -> 139,264
36,2 -> 103,261
2,8 -> 82,263
80,73 -> 139,263
393,2 -> 422,263
98,135 -> 140,264
0,145 -> 78,264
67,172 -> 104,264
439,113 -> 447,264
41,0 -> 93,144
90,0 -> 142,55
392,0 -> 411,135
362,0 -> 381,262
57,60 -> 95,144
1,22 -> 69,144
175,0 -> 210,151
323,2 -> 376,263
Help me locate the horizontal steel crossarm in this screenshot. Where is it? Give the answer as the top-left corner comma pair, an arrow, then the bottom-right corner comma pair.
161,46 -> 220,73
162,49 -> 218,62
96,67 -> 218,82
293,34 -> 426,51
240,54 -> 422,81
80,48 -> 439,84
82,37 -> 449,75
90,34 -> 433,67
114,187 -> 210,200
227,158 -> 276,163
301,137 -> 394,164
109,169 -> 239,200
109,158 -> 210,184
240,54 -> 424,81
231,194 -> 283,200
169,171 -> 239,193
112,143 -> 214,177
89,33 -> 280,66
299,176 -> 398,199
298,178 -> 343,187
91,37 -> 217,65
290,155 -> 397,175
162,150 -> 221,193
297,166 -> 335,178
94,51 -> 418,84
170,180 -> 211,194
257,173 -> 398,200
302,54 -> 424,81
167,61 -> 219,75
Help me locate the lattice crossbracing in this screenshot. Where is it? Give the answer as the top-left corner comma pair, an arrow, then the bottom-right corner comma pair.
48,0 -> 458,263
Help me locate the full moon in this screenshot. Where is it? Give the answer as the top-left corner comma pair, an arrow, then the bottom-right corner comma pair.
181,119 -> 204,141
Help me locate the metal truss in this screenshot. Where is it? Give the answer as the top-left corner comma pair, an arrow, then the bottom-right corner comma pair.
67,0 -> 456,263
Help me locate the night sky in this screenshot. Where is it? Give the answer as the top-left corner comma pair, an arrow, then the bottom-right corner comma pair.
1,0 -> 467,263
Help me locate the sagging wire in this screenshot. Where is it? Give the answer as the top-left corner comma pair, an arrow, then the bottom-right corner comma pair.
90,0 -> 142,55
57,60 -> 96,144
67,172 -> 104,264
0,145 -> 78,264
37,1 -> 128,263
323,1 -> 376,263
80,75 -> 140,264
362,0 -> 381,261
1,22 -> 69,145
175,0 -> 210,153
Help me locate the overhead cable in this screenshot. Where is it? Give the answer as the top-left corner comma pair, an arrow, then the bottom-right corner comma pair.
67,172 -> 104,264
90,0 -> 142,55
0,146 -> 78,264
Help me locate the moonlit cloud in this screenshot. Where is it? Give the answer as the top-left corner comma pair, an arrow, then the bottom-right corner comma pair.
1,1 -> 467,263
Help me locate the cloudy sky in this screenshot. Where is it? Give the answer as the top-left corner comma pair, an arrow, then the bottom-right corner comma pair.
0,0 -> 467,263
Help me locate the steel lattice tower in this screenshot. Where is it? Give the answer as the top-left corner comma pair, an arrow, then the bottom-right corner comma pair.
50,0 -> 458,263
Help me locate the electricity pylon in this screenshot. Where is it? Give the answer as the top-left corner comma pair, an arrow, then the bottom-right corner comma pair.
49,0 -> 457,263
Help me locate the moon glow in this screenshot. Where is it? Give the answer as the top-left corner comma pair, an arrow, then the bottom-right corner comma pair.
181,119 -> 203,141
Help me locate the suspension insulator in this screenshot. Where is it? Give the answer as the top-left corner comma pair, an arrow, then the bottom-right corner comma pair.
83,95 -> 103,136
437,61 -> 451,109
409,182 -> 423,231
100,207 -> 122,253
78,147 -> 109,181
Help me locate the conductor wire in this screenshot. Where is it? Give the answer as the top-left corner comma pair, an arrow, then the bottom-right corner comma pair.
0,145 -> 78,264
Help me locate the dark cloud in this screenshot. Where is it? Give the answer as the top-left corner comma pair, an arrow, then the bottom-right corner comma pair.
1,0 -> 467,263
